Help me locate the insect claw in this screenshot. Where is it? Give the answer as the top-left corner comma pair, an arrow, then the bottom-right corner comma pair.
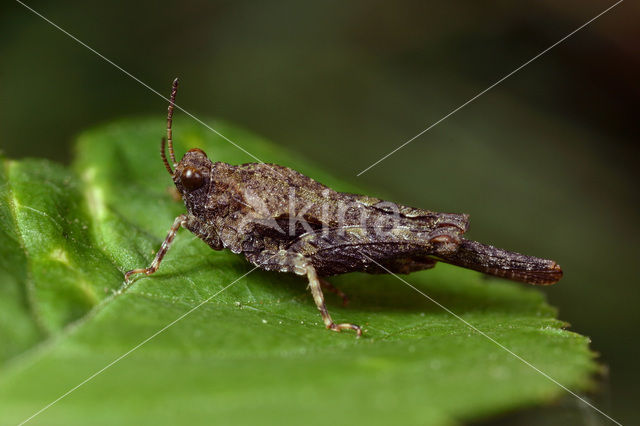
328,322 -> 363,338
124,269 -> 138,283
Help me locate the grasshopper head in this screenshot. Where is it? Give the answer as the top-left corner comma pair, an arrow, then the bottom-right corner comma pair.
172,148 -> 212,196
159,78 -> 214,202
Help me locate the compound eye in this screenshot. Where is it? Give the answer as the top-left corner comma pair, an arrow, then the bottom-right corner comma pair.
181,167 -> 204,191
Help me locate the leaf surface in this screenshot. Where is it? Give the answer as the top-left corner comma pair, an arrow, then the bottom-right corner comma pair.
0,118 -> 596,425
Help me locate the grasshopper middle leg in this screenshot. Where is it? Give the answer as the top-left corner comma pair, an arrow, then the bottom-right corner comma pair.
305,264 -> 362,337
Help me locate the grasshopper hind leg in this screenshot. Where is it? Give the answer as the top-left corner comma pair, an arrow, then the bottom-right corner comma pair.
319,277 -> 350,307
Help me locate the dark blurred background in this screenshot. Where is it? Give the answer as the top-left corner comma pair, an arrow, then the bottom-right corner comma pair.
1,0 -> 638,423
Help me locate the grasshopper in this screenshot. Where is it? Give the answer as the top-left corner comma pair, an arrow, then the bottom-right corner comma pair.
126,79 -> 562,337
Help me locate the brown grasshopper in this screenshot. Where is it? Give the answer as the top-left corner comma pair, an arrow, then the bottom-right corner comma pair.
125,79 -> 562,337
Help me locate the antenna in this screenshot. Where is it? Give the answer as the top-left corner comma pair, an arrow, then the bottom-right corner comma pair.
166,78 -> 179,166
160,137 -> 173,174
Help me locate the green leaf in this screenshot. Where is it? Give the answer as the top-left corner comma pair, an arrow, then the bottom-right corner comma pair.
0,157 -> 122,359
0,118 -> 596,425
0,159 -> 41,362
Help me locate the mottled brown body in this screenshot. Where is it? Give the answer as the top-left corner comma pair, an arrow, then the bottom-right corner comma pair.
125,79 -> 562,337
176,155 -> 468,273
